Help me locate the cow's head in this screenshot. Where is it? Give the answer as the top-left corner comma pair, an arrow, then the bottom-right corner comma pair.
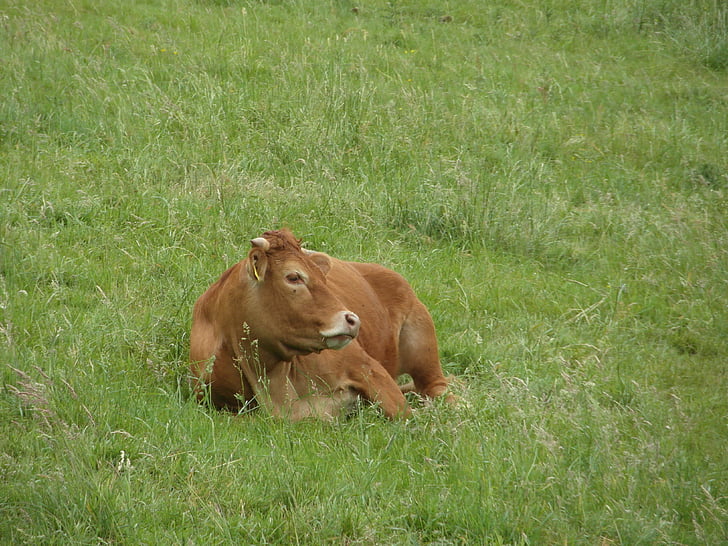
243,229 -> 360,361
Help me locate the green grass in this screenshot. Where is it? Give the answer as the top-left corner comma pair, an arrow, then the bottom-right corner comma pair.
1,0 -> 727,543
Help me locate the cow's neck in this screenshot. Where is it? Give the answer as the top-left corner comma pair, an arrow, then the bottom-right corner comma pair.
217,262 -> 296,373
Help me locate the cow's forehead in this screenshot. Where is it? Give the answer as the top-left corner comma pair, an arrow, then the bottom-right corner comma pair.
276,252 -> 318,272
261,229 -> 302,252
258,230 -> 328,279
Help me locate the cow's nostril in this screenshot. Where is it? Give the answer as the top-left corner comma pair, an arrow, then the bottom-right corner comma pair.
345,312 -> 359,327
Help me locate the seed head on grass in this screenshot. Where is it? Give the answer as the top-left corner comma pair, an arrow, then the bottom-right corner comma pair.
7,365 -> 94,430
7,365 -> 55,430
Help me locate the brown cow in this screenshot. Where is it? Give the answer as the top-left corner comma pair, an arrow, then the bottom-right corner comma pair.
189,229 -> 449,420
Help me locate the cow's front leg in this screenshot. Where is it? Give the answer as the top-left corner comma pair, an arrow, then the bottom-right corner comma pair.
321,344 -> 409,418
293,347 -> 409,419
259,361 -> 357,421
285,387 -> 360,421
348,357 -> 410,418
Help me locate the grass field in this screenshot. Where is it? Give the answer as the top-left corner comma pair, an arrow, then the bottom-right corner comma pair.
1,0 -> 727,543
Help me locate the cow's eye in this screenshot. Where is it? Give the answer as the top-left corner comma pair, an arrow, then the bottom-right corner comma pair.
286,273 -> 304,285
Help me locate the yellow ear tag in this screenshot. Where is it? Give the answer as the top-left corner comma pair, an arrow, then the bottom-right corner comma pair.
252,261 -> 260,281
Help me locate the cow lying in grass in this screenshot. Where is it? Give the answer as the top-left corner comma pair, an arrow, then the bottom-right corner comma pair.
190,229 -> 449,419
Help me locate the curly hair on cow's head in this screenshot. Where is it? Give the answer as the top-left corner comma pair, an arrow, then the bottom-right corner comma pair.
261,229 -> 303,251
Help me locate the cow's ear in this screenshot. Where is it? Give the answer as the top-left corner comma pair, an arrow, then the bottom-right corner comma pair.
246,248 -> 268,282
246,237 -> 270,282
308,252 -> 331,276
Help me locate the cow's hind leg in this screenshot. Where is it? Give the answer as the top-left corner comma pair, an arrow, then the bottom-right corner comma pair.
398,302 -> 449,399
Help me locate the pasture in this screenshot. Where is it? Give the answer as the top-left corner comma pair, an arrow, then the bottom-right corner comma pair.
1,0 -> 727,543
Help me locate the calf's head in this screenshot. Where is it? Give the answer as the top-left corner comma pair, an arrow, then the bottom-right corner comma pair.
243,230 -> 359,360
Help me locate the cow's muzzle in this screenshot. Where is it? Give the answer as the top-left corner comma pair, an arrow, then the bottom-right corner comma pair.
321,311 -> 360,350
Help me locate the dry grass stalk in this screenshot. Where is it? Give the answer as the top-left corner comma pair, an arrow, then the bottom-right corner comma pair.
7,365 -> 95,429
